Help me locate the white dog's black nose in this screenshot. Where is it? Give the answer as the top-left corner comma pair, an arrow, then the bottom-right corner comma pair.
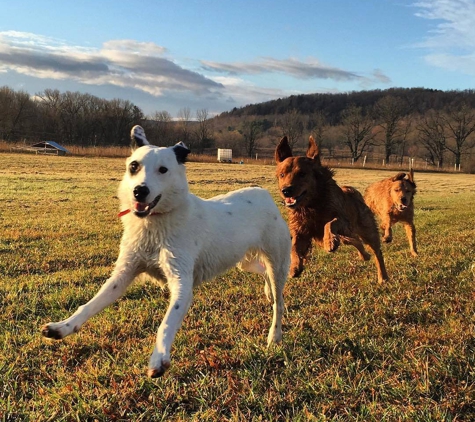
134,185 -> 150,202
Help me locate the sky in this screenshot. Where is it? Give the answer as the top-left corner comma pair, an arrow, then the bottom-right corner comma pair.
1,0 -> 475,117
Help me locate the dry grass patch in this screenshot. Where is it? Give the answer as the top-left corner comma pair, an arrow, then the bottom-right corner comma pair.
1,153 -> 475,421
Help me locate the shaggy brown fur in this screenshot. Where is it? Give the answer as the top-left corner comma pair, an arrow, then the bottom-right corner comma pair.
364,170 -> 418,257
275,136 -> 388,283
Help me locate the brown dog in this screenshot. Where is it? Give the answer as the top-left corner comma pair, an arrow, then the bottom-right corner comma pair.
364,170 -> 417,257
275,136 -> 388,283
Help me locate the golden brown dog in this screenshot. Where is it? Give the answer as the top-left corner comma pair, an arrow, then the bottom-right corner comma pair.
275,136 -> 388,283
364,170 -> 417,257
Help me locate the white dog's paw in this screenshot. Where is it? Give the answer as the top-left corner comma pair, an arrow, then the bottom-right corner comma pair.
267,329 -> 283,347
147,357 -> 171,378
41,322 -> 78,339
264,282 -> 274,303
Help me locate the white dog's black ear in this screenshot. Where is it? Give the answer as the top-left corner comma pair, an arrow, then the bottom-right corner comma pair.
130,125 -> 149,150
173,141 -> 190,164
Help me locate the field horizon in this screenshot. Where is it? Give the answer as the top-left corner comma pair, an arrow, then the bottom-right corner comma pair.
1,152 -> 475,421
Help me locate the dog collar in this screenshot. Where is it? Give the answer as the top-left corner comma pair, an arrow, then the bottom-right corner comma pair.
118,209 -> 131,217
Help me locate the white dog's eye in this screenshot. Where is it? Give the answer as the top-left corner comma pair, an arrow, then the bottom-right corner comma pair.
129,161 -> 140,174
158,166 -> 168,174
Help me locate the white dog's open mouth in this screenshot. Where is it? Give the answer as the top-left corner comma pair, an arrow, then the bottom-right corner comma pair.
133,195 -> 162,217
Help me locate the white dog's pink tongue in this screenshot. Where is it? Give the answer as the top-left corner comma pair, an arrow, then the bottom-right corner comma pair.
134,202 -> 148,212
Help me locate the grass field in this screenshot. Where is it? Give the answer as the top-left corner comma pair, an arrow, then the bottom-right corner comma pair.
1,153 -> 475,421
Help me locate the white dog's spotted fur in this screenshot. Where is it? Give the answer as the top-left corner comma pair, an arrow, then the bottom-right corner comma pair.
42,125 -> 291,377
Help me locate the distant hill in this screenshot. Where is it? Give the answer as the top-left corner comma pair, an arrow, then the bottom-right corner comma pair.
219,87 -> 475,123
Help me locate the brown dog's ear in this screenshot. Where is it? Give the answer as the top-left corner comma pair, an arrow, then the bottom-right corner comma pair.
275,136 -> 292,163
391,172 -> 406,182
306,136 -> 322,166
408,168 -> 415,183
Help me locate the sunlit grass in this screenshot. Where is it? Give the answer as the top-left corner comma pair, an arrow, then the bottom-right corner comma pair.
1,153 -> 475,421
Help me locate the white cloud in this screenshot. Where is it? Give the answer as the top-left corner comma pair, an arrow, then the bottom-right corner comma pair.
201,57 -> 363,81
0,30 -> 391,114
201,57 -> 391,92
210,75 -> 295,105
0,31 -> 223,97
413,0 -> 475,75
425,52 -> 475,72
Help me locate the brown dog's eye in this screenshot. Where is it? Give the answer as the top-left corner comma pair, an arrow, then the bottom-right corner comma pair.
279,173 -> 285,178
158,166 -> 168,174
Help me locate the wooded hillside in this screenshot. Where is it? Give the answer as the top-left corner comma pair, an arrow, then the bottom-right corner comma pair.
2,86 -> 475,171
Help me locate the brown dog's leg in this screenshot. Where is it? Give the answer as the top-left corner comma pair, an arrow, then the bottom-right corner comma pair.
381,219 -> 393,243
340,236 -> 371,261
365,243 -> 388,283
290,234 -> 312,277
359,230 -> 389,283
404,222 -> 418,257
323,218 -> 340,253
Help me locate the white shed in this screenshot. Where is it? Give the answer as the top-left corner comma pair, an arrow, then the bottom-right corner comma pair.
217,148 -> 232,163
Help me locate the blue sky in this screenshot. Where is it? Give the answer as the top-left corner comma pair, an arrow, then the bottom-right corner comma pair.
1,0 -> 475,117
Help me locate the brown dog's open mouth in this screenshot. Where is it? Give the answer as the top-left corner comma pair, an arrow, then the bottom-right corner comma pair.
133,195 -> 162,217
283,191 -> 306,208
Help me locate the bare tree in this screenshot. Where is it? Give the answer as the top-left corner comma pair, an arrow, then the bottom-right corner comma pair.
308,110 -> 328,148
36,88 -> 61,126
147,110 -> 173,146
240,118 -> 263,157
177,107 -> 192,146
58,91 -> 84,144
278,109 -> 304,149
102,98 -> 137,145
397,117 -> 413,165
195,108 -> 213,153
441,102 -> 475,167
416,110 -> 447,167
374,95 -> 410,163
0,86 -> 35,142
341,104 -> 377,162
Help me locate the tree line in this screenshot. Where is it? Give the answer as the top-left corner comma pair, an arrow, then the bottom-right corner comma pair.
1,85 -> 475,169
0,86 -> 217,153
217,88 -> 475,169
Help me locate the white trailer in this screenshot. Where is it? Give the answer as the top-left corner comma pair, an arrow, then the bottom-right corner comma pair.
217,148 -> 232,163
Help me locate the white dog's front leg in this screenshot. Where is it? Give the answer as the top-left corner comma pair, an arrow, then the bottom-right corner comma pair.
42,257 -> 138,340
148,278 -> 193,378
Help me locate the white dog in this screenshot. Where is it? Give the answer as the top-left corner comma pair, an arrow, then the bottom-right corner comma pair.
42,125 -> 291,377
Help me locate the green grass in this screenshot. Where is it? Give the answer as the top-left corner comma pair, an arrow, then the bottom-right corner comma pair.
1,153 -> 475,421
